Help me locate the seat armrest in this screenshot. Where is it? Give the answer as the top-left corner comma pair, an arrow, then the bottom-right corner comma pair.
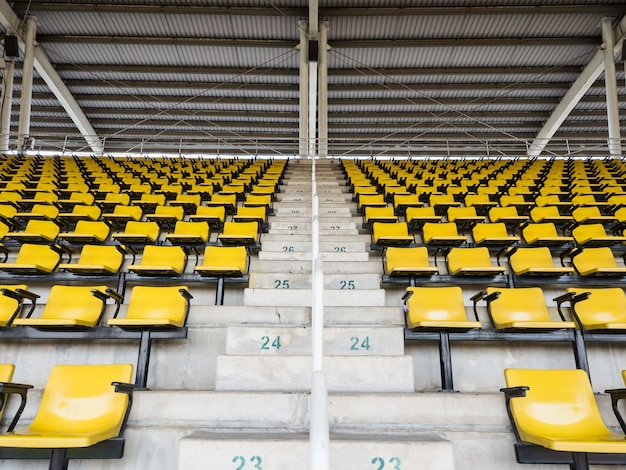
401,290 -> 413,303
606,388 -> 626,435
10,288 -> 40,319
178,288 -> 194,301
500,385 -> 529,398
0,381 -> 33,432
105,289 -> 124,318
112,381 -> 139,433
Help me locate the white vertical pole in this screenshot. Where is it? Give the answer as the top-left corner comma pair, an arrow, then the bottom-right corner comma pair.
17,16 -> 36,152
0,58 -> 15,152
308,60 -> 318,158
601,17 -> 622,157
318,22 -> 329,159
299,22 -> 309,159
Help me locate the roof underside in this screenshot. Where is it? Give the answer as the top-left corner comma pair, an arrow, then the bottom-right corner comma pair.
1,0 -> 625,156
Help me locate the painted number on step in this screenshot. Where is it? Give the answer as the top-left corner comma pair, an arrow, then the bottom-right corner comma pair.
371,457 -> 401,470
327,210 -> 336,214
282,246 -> 295,252
287,225 -> 298,229
334,246 -> 346,252
330,225 -> 340,230
340,280 -> 355,290
261,336 -> 281,351
351,336 -> 371,351
291,210 -> 300,214
232,455 -> 263,470
274,279 -> 290,289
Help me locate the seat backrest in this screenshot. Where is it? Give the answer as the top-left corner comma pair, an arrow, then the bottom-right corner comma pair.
42,285 -> 109,324
235,206 -> 267,220
172,221 -> 209,241
28,203 -> 60,218
572,247 -> 619,274
405,286 -> 467,322
72,220 -> 111,239
77,245 -> 124,272
372,222 -> 409,241
385,246 -> 432,272
447,247 -> 492,270
154,205 -> 184,220
201,245 -> 248,271
125,286 -> 190,327
485,287 -> 551,325
503,368 -> 612,441
23,220 -> 60,239
103,192 -> 131,205
210,194 -> 237,206
112,204 -> 142,220
509,247 -> 556,272
139,245 -> 186,271
572,223 -> 608,243
489,206 -> 521,222
122,221 -> 160,240
406,206 -> 437,220
534,195 -> 561,207
572,206 -> 603,222
447,206 -> 478,221
29,364 -> 133,437
0,285 -> 28,326
139,193 -> 167,205
472,222 -> 510,241
522,223 -> 559,242
222,221 -> 259,240
69,192 -> 95,205
566,287 -> 626,325
194,205 -> 226,221
14,244 -> 61,271
529,205 -> 560,222
0,363 -> 15,417
423,222 -> 459,241
364,206 -> 396,222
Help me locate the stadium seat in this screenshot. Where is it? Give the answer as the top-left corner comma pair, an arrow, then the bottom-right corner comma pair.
571,223 -> 626,247
232,206 -> 268,231
402,286 -> 481,390
529,206 -> 573,226
405,206 -> 442,231
218,221 -> 261,249
471,222 -> 520,248
363,206 -> 397,228
570,247 -> 626,277
112,221 -> 160,245
501,368 -> 626,469
371,222 -> 414,248
58,244 -> 125,276
165,221 -> 210,247
205,193 -> 237,214
488,206 -> 529,227
101,204 -> 143,230
0,244 -> 62,274
58,220 -> 111,244
189,205 -> 226,230
107,285 -> 192,387
446,207 -> 485,231
6,219 -> 60,243
0,364 -> 14,418
446,247 -> 506,276
195,245 -> 250,304
12,285 -> 115,328
521,222 -> 573,247
0,285 -> 36,327
382,246 -> 438,283
508,247 -> 574,277
572,206 -> 617,225
127,245 -> 187,276
0,364 -> 135,470
57,204 -> 101,223
422,222 -> 466,247
145,205 -> 184,230
560,287 -> 626,331
14,203 -> 60,222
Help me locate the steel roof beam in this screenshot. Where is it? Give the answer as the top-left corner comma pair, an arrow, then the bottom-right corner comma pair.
528,14 -> 626,157
0,0 -> 102,153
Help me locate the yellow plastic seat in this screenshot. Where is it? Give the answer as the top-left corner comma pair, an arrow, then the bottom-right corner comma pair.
188,206 -> 224,230
565,287 -> 626,331
509,247 -> 574,277
534,194 -> 571,209
0,364 -> 134,467
58,245 -> 124,275
107,285 -> 192,328
112,221 -> 160,245
392,193 -> 423,215
0,363 -> 14,418
405,206 -> 442,231
232,206 -> 268,228
446,206 -> 485,230
218,221 -> 260,246
57,191 -> 95,210
6,219 -> 60,243
446,247 -> 505,276
363,206 -> 398,226
488,206 -> 529,225
206,194 -> 238,214
136,193 -> 167,213
529,206 -> 573,225
572,194 -> 610,209
12,285 -> 110,327
572,206 -> 617,225
244,194 -> 273,211
195,245 -> 249,277
464,194 -> 497,215
571,247 -> 626,276
127,245 -> 187,276
482,287 -> 575,329
165,221 -> 210,246
357,194 -> 386,213
472,222 -> 519,247
0,244 -> 61,274
58,220 -> 111,244
0,285 -> 30,327
57,204 -> 101,223
170,194 -> 202,214
0,204 -> 17,222
145,205 -> 184,229
403,286 -> 481,330
97,192 -> 131,211
422,222 -> 466,246
522,222 -> 573,246
502,368 -> 626,463
572,223 -> 626,247
500,194 -> 532,212
14,203 -> 60,221
371,222 -> 414,247
383,246 -> 438,277
101,204 -> 143,229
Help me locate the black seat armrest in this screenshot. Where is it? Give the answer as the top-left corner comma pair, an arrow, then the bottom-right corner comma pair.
606,388 -> 626,435
0,381 -> 34,432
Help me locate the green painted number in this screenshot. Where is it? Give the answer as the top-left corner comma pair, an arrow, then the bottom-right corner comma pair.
390,457 -> 401,469
287,225 -> 298,229
328,210 -> 336,214
372,457 -> 384,470
334,246 -> 346,252
232,455 -> 263,469
282,246 -> 295,252
233,456 -> 245,470
251,456 -> 263,470
371,457 -> 401,469
351,336 -> 371,351
292,210 -> 300,214
340,280 -> 355,290
330,225 -> 340,230
261,335 -> 281,350
274,280 -> 290,289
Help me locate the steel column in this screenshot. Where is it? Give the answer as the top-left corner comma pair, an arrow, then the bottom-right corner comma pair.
602,17 -> 622,157
298,21 -> 309,158
17,15 -> 35,151
318,22 -> 329,158
0,57 -> 15,152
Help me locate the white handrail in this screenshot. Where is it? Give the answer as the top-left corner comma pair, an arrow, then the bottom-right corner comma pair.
310,157 -> 330,469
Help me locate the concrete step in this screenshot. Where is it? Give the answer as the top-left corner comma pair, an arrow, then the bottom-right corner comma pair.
249,259 -> 382,274
260,241 -> 366,253
261,234 -> 371,242
244,287 -> 385,306
273,207 -> 353,216
178,433 -> 455,470
215,355 -> 415,392
267,228 -> 361,236
257,251 -> 370,262
269,221 -> 358,230
249,272 -> 381,290
278,195 -> 352,203
225,326 -> 403,355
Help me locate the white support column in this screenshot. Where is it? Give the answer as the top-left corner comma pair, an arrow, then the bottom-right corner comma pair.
298,22 -> 309,158
0,57 -> 15,152
318,22 -> 329,158
17,15 -> 35,151
308,55 -> 318,158
602,17 -> 622,157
